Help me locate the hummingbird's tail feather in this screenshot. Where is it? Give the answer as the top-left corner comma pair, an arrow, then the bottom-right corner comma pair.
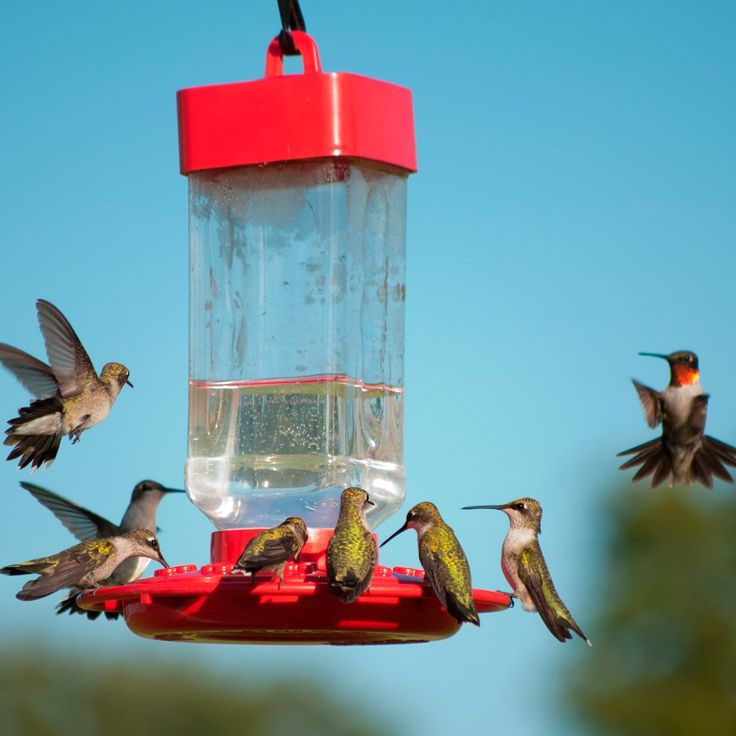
703,435 -> 736,467
5,397 -> 63,469
445,592 -> 480,627
56,590 -> 118,620
536,597 -> 590,644
651,454 -> 672,487
328,569 -> 372,604
617,436 -> 660,460
690,453 -> 714,488
618,438 -> 673,486
617,437 -> 673,487
562,614 -> 590,646
619,435 -> 736,489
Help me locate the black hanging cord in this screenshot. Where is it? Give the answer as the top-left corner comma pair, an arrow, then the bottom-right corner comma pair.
277,0 -> 306,56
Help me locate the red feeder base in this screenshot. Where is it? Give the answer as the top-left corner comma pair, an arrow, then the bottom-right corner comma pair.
77,529 -> 511,645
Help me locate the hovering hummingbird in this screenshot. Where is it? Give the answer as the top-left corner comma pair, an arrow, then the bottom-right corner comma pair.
231,517 -> 308,584
463,498 -> 589,644
618,351 -> 736,488
0,299 -> 132,469
382,501 -> 480,627
0,528 -> 168,602
326,487 -> 377,604
19,479 -> 185,618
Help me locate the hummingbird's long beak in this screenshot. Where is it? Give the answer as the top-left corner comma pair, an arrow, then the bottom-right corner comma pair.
366,498 -> 376,507
157,554 -> 169,569
164,487 -> 186,494
462,504 -> 505,511
638,352 -> 669,360
125,379 -> 134,388
380,521 -> 408,548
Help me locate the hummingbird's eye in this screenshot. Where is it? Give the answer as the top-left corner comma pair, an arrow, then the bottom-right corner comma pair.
515,503 -> 526,511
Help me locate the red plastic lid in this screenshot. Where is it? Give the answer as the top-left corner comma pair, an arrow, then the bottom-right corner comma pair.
78,529 -> 511,645
177,31 -> 417,174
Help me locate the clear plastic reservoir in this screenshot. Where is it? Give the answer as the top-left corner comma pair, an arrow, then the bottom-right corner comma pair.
186,160 -> 407,530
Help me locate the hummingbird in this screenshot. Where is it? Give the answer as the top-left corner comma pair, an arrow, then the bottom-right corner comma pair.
0,299 -> 132,469
463,498 -> 590,644
19,479 -> 185,619
381,502 -> 480,626
231,517 -> 308,584
618,351 -> 736,488
326,487 -> 377,604
0,528 -> 168,602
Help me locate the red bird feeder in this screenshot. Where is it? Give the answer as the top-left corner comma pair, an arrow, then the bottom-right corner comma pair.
79,31 -> 511,643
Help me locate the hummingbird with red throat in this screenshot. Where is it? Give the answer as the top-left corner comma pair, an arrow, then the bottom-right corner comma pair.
618,351 -> 736,488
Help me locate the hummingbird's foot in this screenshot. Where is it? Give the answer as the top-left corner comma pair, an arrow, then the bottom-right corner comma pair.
505,592 -> 517,608
69,415 -> 91,443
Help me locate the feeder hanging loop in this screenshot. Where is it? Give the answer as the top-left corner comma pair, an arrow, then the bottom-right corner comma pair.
277,0 -> 306,56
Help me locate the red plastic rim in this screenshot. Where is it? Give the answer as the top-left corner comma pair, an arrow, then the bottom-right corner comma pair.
177,31 -> 417,174
77,529 -> 511,645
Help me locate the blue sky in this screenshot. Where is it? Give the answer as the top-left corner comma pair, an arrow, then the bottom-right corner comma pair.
1,2 -> 735,734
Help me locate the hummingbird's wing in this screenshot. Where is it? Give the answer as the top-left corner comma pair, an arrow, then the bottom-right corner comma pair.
236,529 -> 298,572
15,544 -> 105,601
683,394 -> 736,486
326,530 -> 377,603
1,555 -> 59,576
20,481 -> 120,541
518,546 -> 589,644
0,343 -> 59,399
36,299 -> 97,397
419,527 -> 480,626
632,380 -> 662,428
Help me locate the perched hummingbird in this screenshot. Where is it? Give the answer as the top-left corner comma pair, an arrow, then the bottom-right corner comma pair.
231,517 -> 308,584
618,351 -> 736,488
0,299 -> 132,469
326,487 -> 377,604
463,498 -> 590,644
381,502 -> 480,626
19,479 -> 185,619
0,528 -> 168,602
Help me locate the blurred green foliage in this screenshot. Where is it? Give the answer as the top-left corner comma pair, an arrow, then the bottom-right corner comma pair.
0,646 -> 392,736
566,487 -> 736,735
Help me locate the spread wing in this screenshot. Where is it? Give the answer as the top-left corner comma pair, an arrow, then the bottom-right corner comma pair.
0,343 -> 59,399
518,547 -> 588,644
632,380 -> 662,428
20,481 -> 119,541
16,545 -> 102,601
36,299 -> 97,397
